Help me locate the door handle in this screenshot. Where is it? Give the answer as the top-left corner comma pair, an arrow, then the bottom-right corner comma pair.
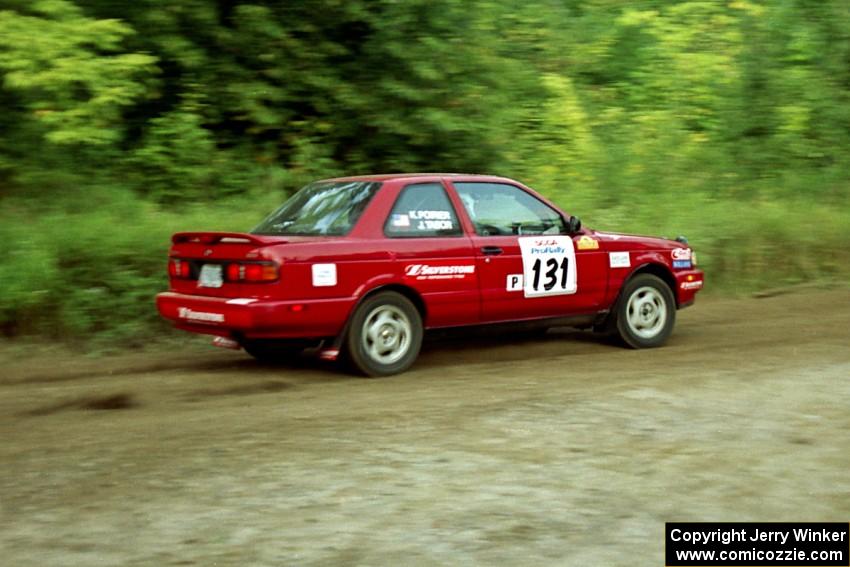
481,246 -> 503,256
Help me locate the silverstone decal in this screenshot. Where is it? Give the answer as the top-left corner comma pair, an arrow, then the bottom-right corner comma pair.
681,280 -> 703,290
506,274 -> 523,292
178,307 -> 224,323
609,251 -> 631,268
404,264 -> 475,280
312,263 -> 337,287
672,248 -> 692,261
576,235 -> 600,250
408,210 -> 454,231
518,236 -> 577,298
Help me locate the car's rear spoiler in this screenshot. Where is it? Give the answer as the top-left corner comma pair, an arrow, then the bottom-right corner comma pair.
172,232 -> 280,246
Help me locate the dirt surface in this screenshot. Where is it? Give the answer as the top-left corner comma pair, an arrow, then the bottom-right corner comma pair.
1,289 -> 849,566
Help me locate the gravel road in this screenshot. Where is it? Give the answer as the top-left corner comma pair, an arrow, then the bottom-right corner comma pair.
1,288 -> 849,566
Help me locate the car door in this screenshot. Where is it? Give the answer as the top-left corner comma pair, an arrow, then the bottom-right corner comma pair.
448,181 -> 607,323
383,181 -> 480,328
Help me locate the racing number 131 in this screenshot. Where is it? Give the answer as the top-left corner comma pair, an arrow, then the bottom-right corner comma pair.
531,257 -> 569,291
518,235 -> 577,298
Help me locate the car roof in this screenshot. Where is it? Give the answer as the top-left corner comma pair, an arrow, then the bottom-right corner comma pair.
318,173 -> 521,184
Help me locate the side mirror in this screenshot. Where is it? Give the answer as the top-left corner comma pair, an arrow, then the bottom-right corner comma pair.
567,216 -> 582,234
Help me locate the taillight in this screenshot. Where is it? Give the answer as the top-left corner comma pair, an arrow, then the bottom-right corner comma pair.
245,264 -> 263,281
225,262 -> 278,283
169,258 -> 278,283
168,258 -> 190,279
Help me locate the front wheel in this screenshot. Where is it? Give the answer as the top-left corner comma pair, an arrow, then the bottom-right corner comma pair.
346,291 -> 423,377
615,274 -> 676,348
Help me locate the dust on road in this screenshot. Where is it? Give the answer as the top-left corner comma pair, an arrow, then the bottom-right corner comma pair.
1,289 -> 849,566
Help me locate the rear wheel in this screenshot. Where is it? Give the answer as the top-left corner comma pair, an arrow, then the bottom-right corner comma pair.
615,274 -> 676,348
346,291 -> 423,377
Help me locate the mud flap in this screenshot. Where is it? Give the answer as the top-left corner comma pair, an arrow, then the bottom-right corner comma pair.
317,347 -> 340,361
318,317 -> 354,362
212,336 -> 241,350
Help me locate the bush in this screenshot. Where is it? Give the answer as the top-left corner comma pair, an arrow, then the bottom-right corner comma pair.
0,188 -> 285,345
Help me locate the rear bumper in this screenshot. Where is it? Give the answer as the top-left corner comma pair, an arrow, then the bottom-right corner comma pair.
156,292 -> 354,339
674,269 -> 705,306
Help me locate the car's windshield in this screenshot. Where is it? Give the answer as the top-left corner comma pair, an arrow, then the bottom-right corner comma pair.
252,181 -> 381,236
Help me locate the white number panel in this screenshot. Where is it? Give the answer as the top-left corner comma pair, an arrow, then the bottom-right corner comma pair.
518,236 -> 577,298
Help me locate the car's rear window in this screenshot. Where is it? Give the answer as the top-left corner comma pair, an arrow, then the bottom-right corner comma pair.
252,181 -> 382,236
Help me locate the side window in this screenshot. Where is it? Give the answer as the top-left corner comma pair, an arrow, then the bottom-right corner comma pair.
384,183 -> 462,237
453,182 -> 566,236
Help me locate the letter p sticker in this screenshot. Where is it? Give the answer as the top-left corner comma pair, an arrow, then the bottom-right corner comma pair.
507,274 -> 523,292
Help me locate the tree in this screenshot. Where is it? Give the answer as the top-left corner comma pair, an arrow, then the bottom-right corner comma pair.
0,0 -> 156,146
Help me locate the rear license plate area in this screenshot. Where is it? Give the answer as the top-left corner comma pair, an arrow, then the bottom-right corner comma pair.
198,264 -> 223,288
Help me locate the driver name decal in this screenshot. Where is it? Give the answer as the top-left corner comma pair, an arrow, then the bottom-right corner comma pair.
408,210 -> 453,231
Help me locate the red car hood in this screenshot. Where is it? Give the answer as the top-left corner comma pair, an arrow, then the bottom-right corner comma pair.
591,230 -> 685,251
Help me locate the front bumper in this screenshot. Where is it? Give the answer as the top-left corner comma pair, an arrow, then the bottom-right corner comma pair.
674,269 -> 705,307
155,292 -> 354,339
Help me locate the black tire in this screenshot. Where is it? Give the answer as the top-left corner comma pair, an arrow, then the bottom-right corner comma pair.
614,274 -> 676,348
345,291 -> 423,377
241,339 -> 304,364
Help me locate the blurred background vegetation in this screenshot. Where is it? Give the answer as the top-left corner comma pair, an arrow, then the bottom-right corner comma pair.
1,0 -> 848,346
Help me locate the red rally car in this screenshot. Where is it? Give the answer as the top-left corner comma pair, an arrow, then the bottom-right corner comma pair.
156,174 -> 704,376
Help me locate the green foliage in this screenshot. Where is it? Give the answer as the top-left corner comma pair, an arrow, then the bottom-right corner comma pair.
0,0 -> 849,345
0,0 -> 157,146
0,190 -> 280,343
